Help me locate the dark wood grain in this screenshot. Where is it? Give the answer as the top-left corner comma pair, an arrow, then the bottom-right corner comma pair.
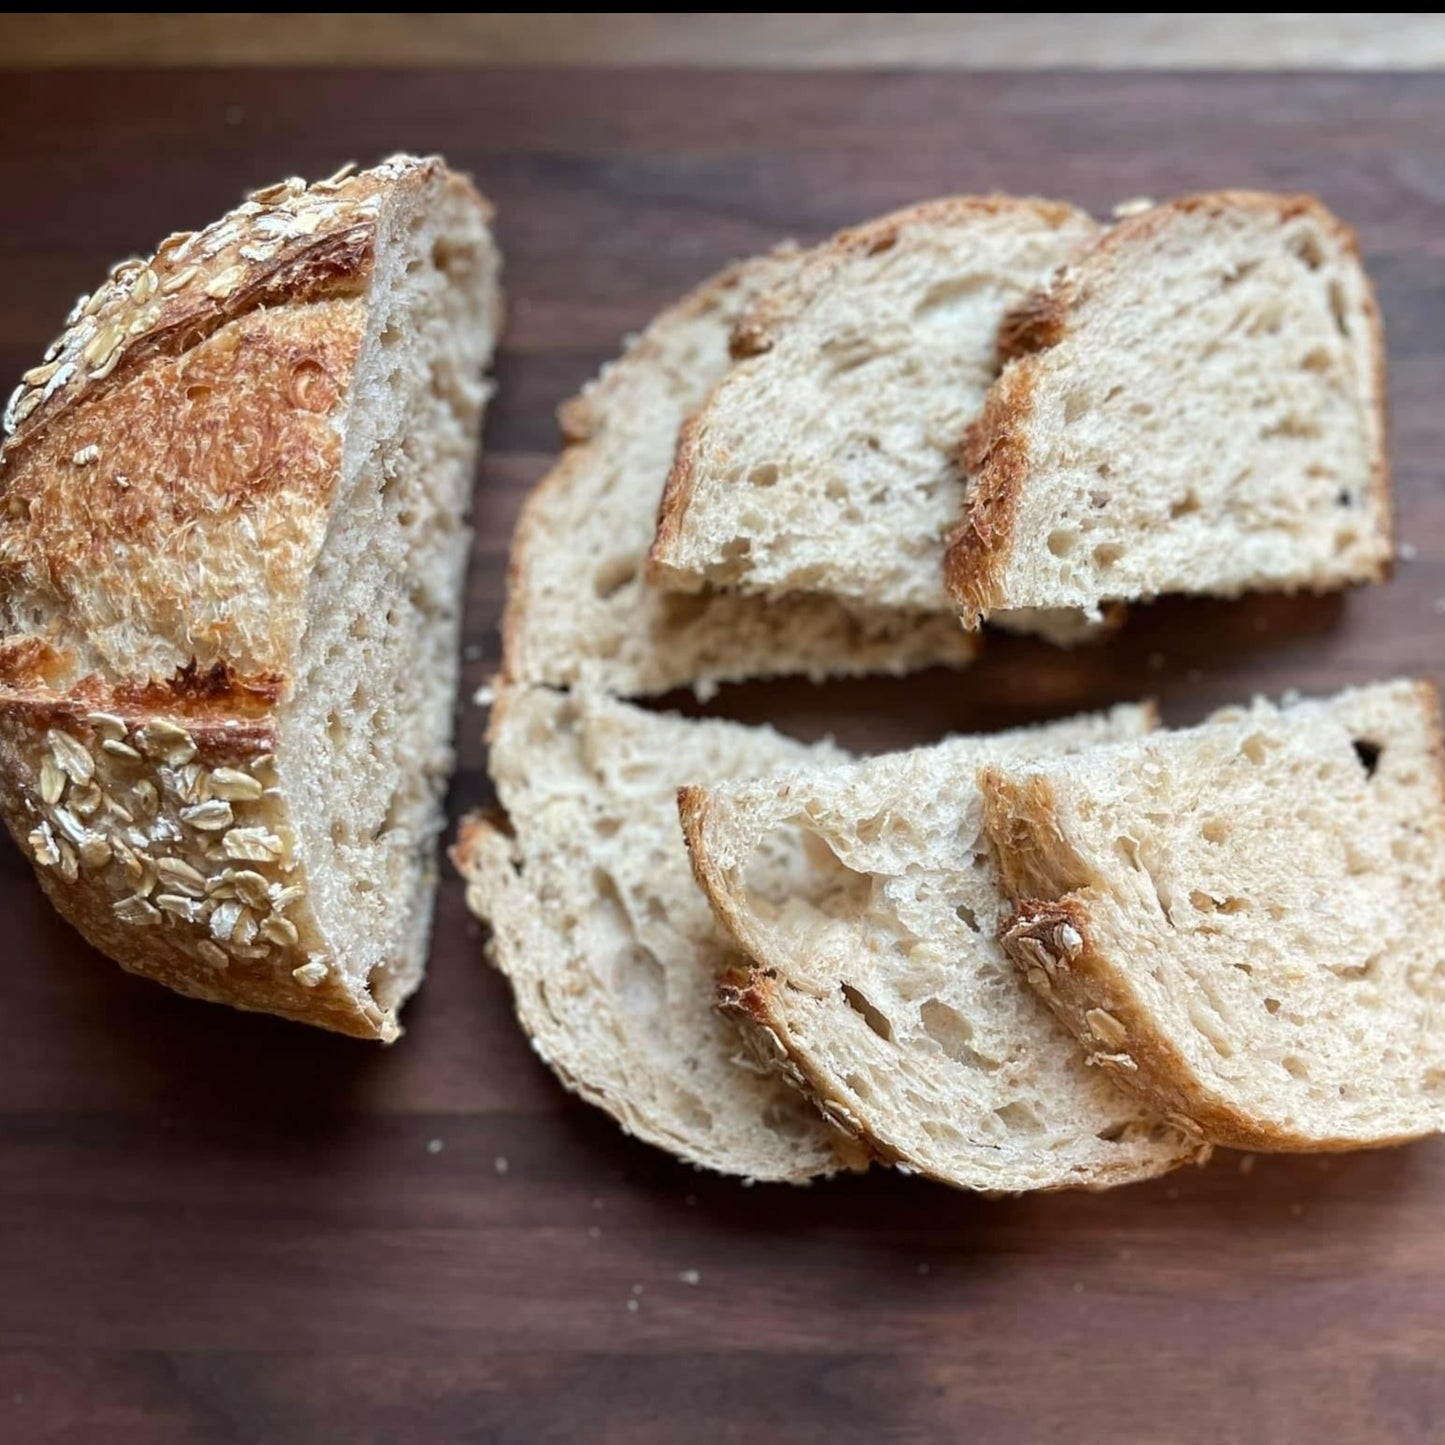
3,70 -> 1445,1445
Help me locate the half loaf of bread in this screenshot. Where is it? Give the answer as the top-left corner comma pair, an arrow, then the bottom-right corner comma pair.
0,155 -> 501,1038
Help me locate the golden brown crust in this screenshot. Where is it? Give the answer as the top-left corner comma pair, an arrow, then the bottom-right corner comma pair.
0,155 -> 487,1040
943,363 -> 1036,625
995,286 -> 1073,362
0,158 -> 447,465
0,688 -> 386,1038
1,301 -> 365,682
644,410 -> 707,588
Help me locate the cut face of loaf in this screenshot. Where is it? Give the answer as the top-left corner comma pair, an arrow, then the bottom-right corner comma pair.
0,156 -> 501,1038
648,198 -> 1100,625
983,680 -> 1445,1150
679,704 -> 1208,1191
502,253 -> 976,699
452,686 -> 862,1181
947,191 -> 1391,630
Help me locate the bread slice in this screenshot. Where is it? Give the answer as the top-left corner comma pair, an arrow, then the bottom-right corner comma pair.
946,191 -> 1391,631
679,703 -> 1208,1191
502,253 -> 976,699
982,680 -> 1445,1151
0,156 -> 501,1038
647,198 -> 1100,626
452,685 -> 865,1181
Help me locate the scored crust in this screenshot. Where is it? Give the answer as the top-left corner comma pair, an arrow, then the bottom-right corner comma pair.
943,190 -> 1393,624
648,195 -> 1097,592
0,155 -> 492,1039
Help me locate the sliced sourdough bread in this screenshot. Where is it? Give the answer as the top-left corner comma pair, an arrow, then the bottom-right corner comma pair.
501,254 -> 975,699
0,156 -> 500,1038
647,198 -> 1100,624
679,703 -> 1208,1191
452,685 -> 864,1181
982,680 -> 1445,1151
946,191 -> 1391,631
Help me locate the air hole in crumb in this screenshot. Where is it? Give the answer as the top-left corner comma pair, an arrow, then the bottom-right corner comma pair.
955,902 -> 980,932
1336,489 -> 1354,508
1170,491 -> 1201,519
1302,346 -> 1332,372
1283,1056 -> 1309,1080
1329,280 -> 1351,337
326,711 -> 346,749
1291,232 -> 1325,269
1330,953 -> 1379,981
185,384 -> 212,402
380,322 -> 405,349
1240,733 -> 1271,764
1092,542 -> 1124,569
1264,997 -> 1282,1015
1222,258 -> 1260,288
1047,529 -> 1078,558
1233,962 -> 1254,977
994,1101 -> 1044,1134
748,463 -> 779,488
1096,1121 -> 1128,1142
593,555 -> 637,601
920,998 -> 999,1070
1063,389 -> 1089,426
1202,819 -> 1228,845
432,238 -> 473,278
1352,739 -> 1382,778
841,983 -> 893,1042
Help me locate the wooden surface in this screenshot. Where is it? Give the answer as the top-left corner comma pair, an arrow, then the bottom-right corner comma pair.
8,12 -> 1445,69
3,69 -> 1445,1445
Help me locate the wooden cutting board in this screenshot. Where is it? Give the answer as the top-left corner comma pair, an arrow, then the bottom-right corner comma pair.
2,70 -> 1443,1445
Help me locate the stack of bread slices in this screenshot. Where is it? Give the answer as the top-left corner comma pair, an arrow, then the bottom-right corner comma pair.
458,187 -> 1445,1192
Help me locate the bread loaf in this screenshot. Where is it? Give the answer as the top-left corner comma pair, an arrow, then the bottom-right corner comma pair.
0,155 -> 501,1038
